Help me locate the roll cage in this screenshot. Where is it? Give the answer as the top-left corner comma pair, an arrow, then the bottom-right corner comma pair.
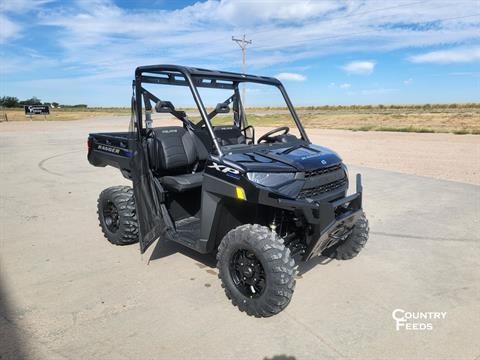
133,64 -> 310,156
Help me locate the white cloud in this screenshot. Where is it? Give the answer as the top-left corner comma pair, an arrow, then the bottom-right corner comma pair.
342,61 -> 376,75
3,0 -> 480,104
30,0 -> 480,75
0,14 -> 21,43
403,78 -> 413,85
1,0 -> 53,13
0,0 -> 55,43
328,82 -> 351,89
409,47 -> 480,64
275,72 -> 306,81
215,0 -> 342,25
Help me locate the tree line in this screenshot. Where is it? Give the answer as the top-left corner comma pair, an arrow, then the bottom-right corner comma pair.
0,96 -> 87,109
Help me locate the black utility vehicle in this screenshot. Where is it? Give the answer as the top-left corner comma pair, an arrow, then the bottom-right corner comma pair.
88,65 -> 369,317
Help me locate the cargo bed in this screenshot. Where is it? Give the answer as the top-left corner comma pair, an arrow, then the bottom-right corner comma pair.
87,132 -> 133,179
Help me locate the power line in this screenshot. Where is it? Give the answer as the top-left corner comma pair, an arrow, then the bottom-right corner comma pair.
232,34 -> 252,104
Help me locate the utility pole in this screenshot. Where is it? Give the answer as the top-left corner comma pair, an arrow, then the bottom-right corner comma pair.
232,34 -> 252,105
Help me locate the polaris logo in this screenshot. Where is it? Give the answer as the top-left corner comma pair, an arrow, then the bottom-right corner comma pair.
301,154 -> 320,160
161,129 -> 177,133
300,154 -> 328,165
97,144 -> 120,154
208,162 -> 240,175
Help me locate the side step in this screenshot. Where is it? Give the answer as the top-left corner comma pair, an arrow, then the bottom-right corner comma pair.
173,216 -> 201,250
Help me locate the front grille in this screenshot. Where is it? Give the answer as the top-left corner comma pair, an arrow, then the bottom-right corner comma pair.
305,164 -> 342,178
298,178 -> 347,199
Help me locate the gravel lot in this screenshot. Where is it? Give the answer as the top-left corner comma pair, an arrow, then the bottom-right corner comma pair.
1,117 -> 479,359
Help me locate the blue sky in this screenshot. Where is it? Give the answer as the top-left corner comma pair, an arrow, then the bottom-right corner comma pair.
1,0 -> 479,107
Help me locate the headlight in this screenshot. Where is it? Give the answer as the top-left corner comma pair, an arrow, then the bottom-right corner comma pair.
247,172 -> 295,187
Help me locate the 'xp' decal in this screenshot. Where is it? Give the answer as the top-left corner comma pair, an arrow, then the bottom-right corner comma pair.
208,162 -> 240,175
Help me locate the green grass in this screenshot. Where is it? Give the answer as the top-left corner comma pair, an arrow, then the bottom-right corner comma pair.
350,125 -> 437,133
453,129 -> 480,135
376,126 -> 436,133
350,125 -> 376,131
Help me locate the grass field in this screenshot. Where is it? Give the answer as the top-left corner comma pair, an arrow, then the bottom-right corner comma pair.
245,110 -> 480,134
2,105 -> 479,134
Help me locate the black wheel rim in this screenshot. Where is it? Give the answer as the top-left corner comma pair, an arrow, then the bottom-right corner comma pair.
229,249 -> 266,298
103,200 -> 120,233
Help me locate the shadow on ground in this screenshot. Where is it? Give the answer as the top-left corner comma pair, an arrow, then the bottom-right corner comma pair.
296,255 -> 334,276
149,238 -> 217,268
0,275 -> 28,360
148,238 -> 336,275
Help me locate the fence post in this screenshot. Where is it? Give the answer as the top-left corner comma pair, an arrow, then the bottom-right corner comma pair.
0,108 -> 7,122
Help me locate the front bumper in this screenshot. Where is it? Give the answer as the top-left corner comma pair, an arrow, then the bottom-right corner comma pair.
277,174 -> 364,260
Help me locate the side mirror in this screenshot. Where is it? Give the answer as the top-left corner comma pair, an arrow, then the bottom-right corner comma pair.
215,102 -> 230,114
155,100 -> 175,113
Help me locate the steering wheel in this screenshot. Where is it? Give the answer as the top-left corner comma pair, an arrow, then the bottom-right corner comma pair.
257,126 -> 290,143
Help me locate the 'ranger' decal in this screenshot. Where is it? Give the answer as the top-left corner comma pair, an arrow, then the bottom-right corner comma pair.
97,144 -> 121,155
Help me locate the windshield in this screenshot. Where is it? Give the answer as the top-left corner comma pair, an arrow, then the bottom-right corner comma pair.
134,68 -> 308,154
195,81 -> 305,148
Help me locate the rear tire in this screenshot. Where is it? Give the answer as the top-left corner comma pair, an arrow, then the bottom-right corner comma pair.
97,186 -> 139,245
217,224 -> 297,317
323,214 -> 369,260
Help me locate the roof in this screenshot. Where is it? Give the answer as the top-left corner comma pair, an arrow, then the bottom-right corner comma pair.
135,64 -> 281,87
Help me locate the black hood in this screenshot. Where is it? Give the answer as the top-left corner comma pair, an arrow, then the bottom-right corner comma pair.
223,143 -> 343,173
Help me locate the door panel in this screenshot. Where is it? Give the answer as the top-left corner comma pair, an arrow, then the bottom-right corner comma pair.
130,139 -> 164,253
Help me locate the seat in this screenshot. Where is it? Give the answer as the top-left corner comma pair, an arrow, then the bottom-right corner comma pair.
162,172 -> 203,192
213,126 -> 246,146
147,126 -> 207,192
191,128 -> 214,153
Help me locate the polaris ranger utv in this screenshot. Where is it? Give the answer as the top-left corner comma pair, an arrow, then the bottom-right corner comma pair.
88,65 -> 369,317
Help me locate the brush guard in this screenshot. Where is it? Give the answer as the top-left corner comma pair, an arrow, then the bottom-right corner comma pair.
278,174 -> 364,260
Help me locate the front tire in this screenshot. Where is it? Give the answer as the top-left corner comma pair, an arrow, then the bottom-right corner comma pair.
323,214 -> 369,260
97,186 -> 139,245
217,224 -> 297,317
